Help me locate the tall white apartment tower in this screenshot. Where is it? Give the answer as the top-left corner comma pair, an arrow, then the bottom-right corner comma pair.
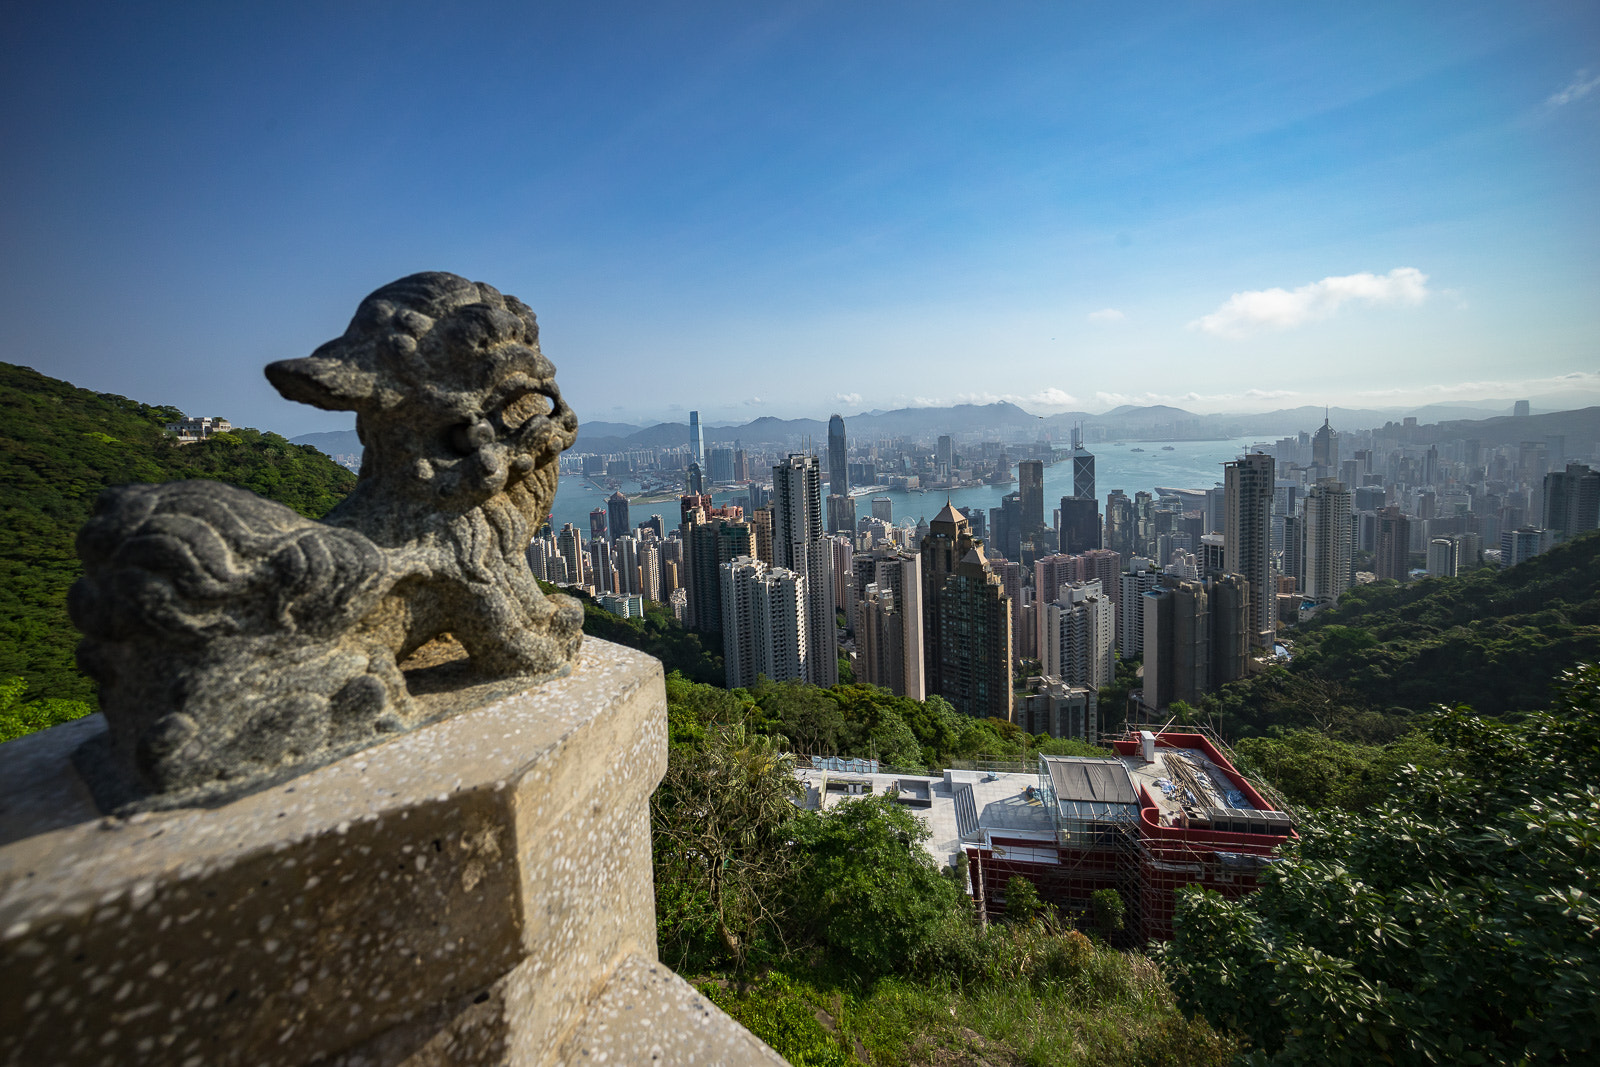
1225,451 -> 1276,647
1303,478 -> 1353,605
720,557 -> 806,688
772,453 -> 839,686
1043,580 -> 1115,690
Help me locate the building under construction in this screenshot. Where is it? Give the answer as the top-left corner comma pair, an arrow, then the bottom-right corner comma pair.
963,726 -> 1295,942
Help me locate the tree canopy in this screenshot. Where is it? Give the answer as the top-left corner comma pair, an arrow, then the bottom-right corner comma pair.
1159,664 -> 1600,1065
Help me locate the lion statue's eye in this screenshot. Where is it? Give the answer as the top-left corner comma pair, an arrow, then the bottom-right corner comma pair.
500,391 -> 551,431
450,419 -> 495,454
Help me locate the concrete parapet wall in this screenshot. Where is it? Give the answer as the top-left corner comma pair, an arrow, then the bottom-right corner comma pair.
0,638 -> 781,1066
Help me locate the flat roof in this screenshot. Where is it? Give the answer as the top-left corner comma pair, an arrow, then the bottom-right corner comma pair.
1040,755 -> 1139,806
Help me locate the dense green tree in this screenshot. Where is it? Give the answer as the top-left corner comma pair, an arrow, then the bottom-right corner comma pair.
652,722 -> 803,969
786,794 -> 966,976
1159,665 -> 1600,1065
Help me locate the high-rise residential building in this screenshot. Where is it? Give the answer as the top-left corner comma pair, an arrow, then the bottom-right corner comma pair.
1018,460 -> 1046,540
607,491 -> 631,543
589,538 -> 615,595
1542,462 -> 1600,541
1275,514 -> 1302,593
1426,538 -> 1459,578
749,507 -> 773,564
852,548 -> 925,700
1225,452 -> 1276,647
1059,496 -> 1102,554
589,507 -> 609,546
557,523 -> 586,587
1206,574 -> 1250,689
689,410 -> 704,466
829,535 -> 855,624
1118,558 -> 1160,656
1043,580 -> 1114,691
1303,478 -> 1353,604
1199,533 -> 1226,577
1070,427 -> 1095,501
721,558 -> 806,688
1500,526 -> 1551,568
1139,573 -> 1248,713
772,454 -> 838,687
1142,579 -> 1208,712
1375,505 -> 1411,581
1033,553 -> 1075,660
921,502 -> 1013,720
827,414 -> 848,494
681,511 -> 751,634
614,534 -> 641,596
871,497 -> 893,523
989,557 -> 1027,662
637,538 -> 662,602
1311,411 -> 1338,472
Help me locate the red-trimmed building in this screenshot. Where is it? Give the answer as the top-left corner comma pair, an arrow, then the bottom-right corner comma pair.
964,728 -> 1295,942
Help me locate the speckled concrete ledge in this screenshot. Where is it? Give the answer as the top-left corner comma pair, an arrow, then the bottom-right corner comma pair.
558,954 -> 786,1066
0,638 -> 782,1066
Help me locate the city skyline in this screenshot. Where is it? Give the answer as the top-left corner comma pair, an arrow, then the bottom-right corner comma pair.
1,4 -> 1596,436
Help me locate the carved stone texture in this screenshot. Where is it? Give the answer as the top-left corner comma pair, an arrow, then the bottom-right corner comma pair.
69,273 -> 584,809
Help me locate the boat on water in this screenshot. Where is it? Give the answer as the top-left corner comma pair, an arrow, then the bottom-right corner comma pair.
1162,445 -> 1176,451
1130,447 -> 1145,452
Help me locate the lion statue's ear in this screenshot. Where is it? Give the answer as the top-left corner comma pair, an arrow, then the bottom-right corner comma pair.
265,355 -> 377,412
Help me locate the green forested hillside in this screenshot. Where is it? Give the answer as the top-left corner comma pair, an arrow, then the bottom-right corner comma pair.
0,362 -> 356,720
1196,530 -> 1600,742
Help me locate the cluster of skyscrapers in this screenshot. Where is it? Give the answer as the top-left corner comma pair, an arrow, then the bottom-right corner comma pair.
532,405 -> 1600,745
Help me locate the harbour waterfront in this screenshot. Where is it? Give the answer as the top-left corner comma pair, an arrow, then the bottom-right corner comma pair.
546,438 -> 1258,533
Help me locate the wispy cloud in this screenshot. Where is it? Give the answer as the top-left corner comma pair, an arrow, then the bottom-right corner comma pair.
1030,387 -> 1078,407
1087,308 -> 1125,324
834,392 -> 863,406
742,396 -> 764,406
951,387 -> 1079,411
1190,268 -> 1429,338
1354,370 -> 1600,401
1548,69 -> 1600,107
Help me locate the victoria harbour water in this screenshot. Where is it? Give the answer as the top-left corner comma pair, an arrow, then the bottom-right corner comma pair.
546,438 -> 1258,533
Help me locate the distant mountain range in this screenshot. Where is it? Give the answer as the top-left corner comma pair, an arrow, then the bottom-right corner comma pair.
288,401 -> 1600,460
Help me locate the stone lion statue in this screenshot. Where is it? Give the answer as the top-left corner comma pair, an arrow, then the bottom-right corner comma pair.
70,273 -> 584,806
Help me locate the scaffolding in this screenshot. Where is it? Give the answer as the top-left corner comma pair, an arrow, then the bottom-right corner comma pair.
967,742 -> 1293,943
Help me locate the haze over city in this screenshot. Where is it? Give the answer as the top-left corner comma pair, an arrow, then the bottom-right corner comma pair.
2,2 -> 1597,436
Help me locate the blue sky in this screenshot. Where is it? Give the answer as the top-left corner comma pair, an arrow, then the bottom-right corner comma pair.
2,2 -> 1596,436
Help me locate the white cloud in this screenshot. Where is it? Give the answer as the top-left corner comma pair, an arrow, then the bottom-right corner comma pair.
1087,308 -> 1125,323
1029,387 -> 1079,407
1548,69 -> 1600,107
1243,388 -> 1296,400
834,392 -> 862,406
910,396 -> 945,407
742,396 -> 763,406
1190,268 -> 1429,338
